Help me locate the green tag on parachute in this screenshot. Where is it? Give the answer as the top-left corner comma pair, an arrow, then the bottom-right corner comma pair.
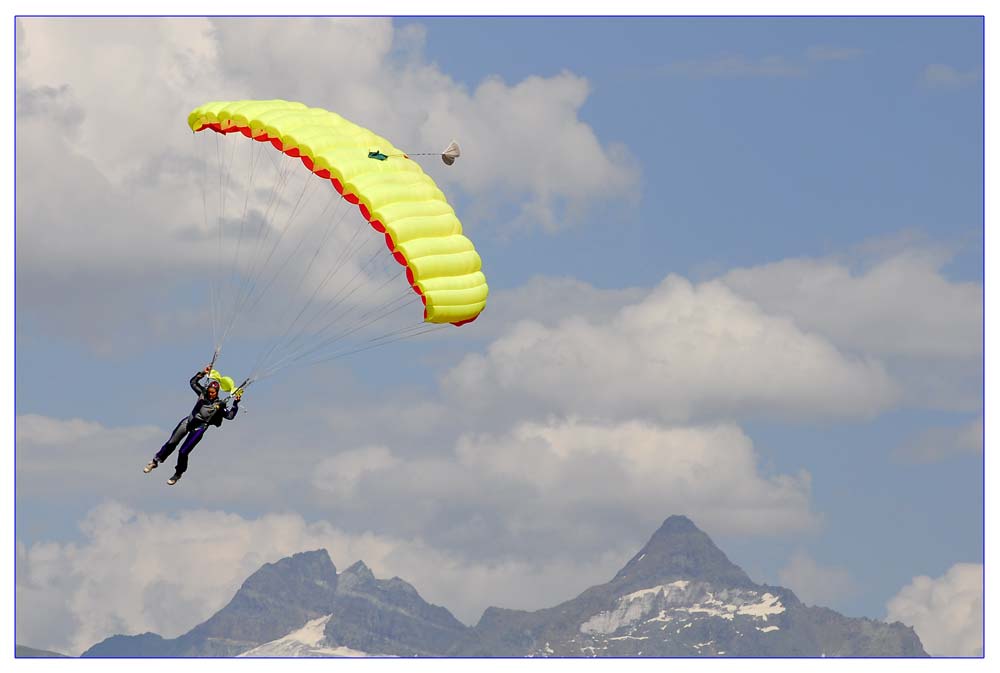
368,150 -> 389,161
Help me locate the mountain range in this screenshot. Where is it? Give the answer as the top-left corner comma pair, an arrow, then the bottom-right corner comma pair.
63,515 -> 927,657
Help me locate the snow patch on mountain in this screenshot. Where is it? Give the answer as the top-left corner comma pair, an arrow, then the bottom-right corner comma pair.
238,616 -> 377,657
580,582 -> 785,636
736,593 -> 784,620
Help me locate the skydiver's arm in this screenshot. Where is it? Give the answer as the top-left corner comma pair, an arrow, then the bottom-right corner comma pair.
223,401 -> 239,420
190,371 -> 207,395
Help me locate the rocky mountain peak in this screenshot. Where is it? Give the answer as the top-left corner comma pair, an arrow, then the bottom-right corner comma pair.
656,514 -> 700,534
338,560 -> 376,591
177,549 -> 340,651
611,515 -> 754,589
240,549 -> 338,595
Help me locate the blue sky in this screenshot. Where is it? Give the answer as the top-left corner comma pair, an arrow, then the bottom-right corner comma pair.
13,15 -> 984,656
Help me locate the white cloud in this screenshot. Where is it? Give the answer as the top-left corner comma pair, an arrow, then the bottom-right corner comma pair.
660,54 -> 806,78
886,563 -> 983,656
719,248 -> 982,362
660,46 -> 863,80
443,274 -> 898,425
777,550 -> 857,607
16,501 -> 627,655
477,275 -> 646,339
718,246 -> 982,412
921,63 -> 980,89
456,418 -> 817,535
15,411 -> 308,507
806,46 -> 863,62
311,417 -> 818,556
894,417 -> 983,464
18,406 -> 815,573
312,445 -> 400,500
16,414 -> 163,497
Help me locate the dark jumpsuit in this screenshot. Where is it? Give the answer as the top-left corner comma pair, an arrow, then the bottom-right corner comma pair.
155,372 -> 239,475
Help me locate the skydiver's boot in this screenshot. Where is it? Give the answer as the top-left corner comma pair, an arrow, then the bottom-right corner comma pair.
143,458 -> 159,473
167,472 -> 182,486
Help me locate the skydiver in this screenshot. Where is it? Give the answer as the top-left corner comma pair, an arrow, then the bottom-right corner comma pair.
143,365 -> 241,485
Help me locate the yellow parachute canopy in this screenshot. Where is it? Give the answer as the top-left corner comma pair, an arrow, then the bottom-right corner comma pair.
188,100 -> 488,326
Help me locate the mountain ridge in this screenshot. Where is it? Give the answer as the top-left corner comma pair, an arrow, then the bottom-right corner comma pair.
79,515 -> 927,658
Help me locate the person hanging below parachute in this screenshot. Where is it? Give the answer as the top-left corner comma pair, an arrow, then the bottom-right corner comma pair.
142,101 -> 487,484
143,366 -> 243,485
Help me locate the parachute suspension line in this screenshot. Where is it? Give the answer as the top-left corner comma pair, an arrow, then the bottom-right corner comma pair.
226,138 -> 264,316
299,293 -> 425,361
255,283 -> 422,379
214,143 -> 283,344
222,150 -> 295,322
230,154 -> 296,308
247,231 -> 387,380
233,155 -> 303,299
214,131 -> 225,321
295,262 -> 414,354
248,225 -> 410,379
258,234 -> 388,362
292,291 -> 421,362
243,192 -> 352,378
263,211 -> 374,348
266,189 -> 345,318
237,177 -> 322,320
216,152 -> 303,347
253,323 -> 448,382
292,247 -> 414,350
219,165 -> 320,343
211,131 -> 238,355
319,324 -> 448,362
195,131 -> 219,353
216,133 -> 241,354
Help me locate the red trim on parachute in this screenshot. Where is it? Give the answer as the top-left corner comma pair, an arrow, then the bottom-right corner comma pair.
451,313 -> 481,327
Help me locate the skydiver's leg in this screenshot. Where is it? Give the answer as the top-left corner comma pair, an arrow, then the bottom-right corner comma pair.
155,418 -> 190,464
174,424 -> 208,476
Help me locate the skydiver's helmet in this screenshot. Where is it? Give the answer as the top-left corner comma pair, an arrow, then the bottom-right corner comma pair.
207,380 -> 220,398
